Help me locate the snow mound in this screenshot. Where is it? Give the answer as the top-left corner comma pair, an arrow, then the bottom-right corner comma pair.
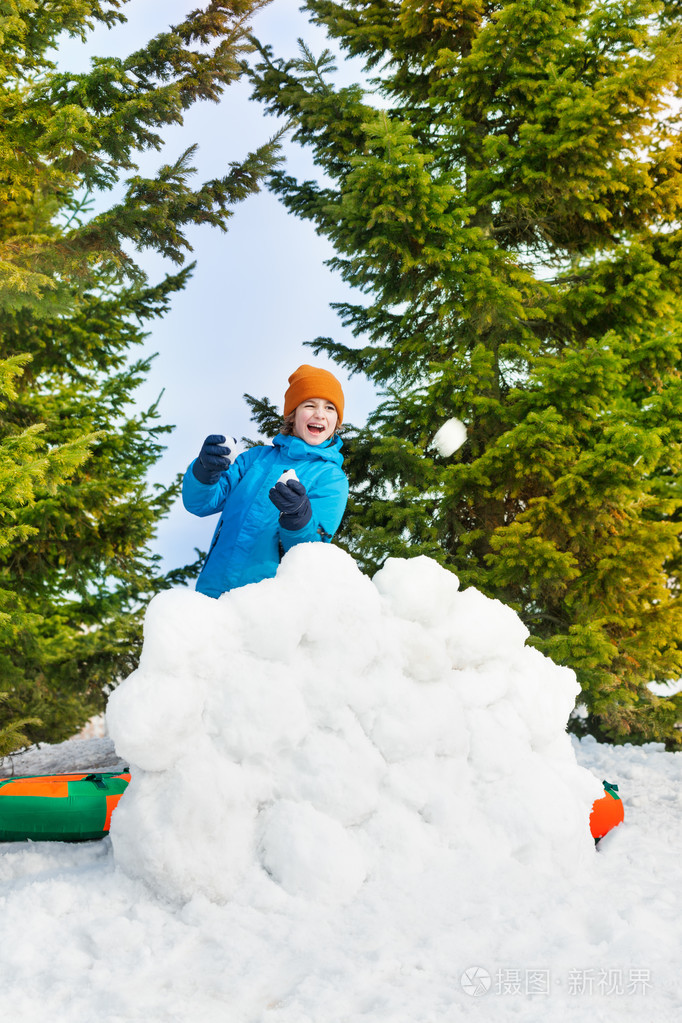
106,546 -> 601,905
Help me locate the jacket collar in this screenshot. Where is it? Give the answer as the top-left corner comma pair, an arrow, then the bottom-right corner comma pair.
273,432 -> 344,465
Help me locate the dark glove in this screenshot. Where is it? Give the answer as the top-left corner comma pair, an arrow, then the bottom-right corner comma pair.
269,479 -> 312,531
192,434 -> 232,484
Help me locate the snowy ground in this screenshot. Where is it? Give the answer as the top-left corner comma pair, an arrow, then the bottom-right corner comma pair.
1,549 -> 681,1023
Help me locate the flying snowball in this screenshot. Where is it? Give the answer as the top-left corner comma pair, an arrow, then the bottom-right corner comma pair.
430,418 -> 467,457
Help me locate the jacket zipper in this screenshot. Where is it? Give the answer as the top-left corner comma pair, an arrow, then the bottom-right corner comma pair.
205,519 -> 223,564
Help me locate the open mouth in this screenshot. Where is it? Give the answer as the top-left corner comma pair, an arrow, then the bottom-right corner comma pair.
307,423 -> 326,435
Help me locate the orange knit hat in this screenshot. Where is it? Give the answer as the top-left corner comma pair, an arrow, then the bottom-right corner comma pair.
283,364 -> 345,425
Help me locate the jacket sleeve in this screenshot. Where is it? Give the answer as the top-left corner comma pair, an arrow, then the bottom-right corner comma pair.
182,449 -> 255,518
278,466 -> 349,553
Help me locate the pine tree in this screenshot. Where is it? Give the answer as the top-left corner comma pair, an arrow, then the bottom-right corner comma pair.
0,0 -> 282,745
252,0 -> 682,744
0,353 -> 89,753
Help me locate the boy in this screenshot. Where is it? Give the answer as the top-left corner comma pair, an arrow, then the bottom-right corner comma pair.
182,364 -> 349,597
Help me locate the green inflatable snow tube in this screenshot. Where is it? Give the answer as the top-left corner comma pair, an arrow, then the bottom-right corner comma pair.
0,771 -> 130,843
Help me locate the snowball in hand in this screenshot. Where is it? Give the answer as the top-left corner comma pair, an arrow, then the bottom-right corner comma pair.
277,468 -> 299,485
223,435 -> 240,463
431,418 -> 467,457
106,546 -> 600,907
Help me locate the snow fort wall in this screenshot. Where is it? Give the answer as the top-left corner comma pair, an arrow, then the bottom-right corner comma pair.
106,545 -> 601,905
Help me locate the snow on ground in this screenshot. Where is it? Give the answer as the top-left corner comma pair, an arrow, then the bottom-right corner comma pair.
0,547 -> 681,1022
0,736 -> 125,778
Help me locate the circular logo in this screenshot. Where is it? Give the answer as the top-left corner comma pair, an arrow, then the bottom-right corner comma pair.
460,966 -> 492,997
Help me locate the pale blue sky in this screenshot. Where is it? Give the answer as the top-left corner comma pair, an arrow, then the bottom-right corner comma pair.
57,0 -> 377,570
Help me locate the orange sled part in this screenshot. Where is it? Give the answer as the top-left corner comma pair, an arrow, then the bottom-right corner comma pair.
589,780 -> 624,842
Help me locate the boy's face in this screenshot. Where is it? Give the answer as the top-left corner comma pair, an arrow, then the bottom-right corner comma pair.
293,397 -> 339,445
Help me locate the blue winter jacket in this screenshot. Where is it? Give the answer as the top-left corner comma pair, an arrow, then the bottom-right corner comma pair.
182,432 -> 349,597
